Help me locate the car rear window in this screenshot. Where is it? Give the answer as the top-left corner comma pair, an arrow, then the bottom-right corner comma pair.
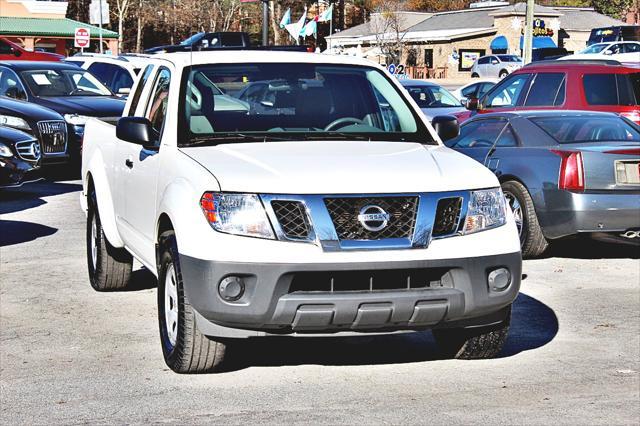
530,115 -> 640,143
583,73 -> 640,106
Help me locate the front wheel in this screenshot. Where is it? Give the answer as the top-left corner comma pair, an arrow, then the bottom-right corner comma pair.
158,232 -> 228,374
433,308 -> 511,359
501,180 -> 548,258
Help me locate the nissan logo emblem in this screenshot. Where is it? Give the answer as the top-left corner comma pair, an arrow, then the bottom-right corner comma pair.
357,205 -> 390,232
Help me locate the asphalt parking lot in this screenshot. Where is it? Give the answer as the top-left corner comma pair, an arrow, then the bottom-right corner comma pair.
1,178 -> 639,425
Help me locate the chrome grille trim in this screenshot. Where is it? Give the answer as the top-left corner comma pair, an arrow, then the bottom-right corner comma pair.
37,120 -> 67,154
15,139 -> 41,162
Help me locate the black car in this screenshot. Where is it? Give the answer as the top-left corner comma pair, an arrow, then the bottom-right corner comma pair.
0,96 -> 68,164
0,61 -> 126,158
0,126 -> 41,187
145,31 -> 251,54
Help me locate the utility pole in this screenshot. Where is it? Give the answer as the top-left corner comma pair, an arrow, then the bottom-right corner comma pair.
522,0 -> 534,64
262,0 -> 269,46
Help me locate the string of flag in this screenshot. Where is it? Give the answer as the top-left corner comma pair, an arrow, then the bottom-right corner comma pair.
280,4 -> 333,40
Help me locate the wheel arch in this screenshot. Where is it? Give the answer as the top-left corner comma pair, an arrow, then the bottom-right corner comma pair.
85,154 -> 124,248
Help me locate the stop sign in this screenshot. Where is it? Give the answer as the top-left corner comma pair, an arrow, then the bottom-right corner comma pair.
74,28 -> 91,48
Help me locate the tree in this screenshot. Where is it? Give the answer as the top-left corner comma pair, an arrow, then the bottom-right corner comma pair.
370,0 -> 409,64
66,0 -> 90,22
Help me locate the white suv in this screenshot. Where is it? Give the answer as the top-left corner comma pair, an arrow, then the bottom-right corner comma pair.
80,51 -> 522,373
65,53 -> 150,96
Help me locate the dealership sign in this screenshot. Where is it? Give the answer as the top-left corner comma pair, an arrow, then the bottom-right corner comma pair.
74,28 -> 91,48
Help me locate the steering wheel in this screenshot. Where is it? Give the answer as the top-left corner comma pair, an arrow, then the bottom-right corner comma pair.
324,117 -> 364,131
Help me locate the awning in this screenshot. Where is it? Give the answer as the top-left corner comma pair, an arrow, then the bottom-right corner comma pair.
0,17 -> 119,39
490,35 -> 509,50
519,35 -> 557,49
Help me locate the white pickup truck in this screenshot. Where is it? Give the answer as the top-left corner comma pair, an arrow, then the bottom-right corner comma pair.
81,51 -> 521,373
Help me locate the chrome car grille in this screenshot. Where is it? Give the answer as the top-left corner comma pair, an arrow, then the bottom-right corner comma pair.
324,197 -> 418,240
37,121 -> 67,154
271,200 -> 311,240
15,139 -> 41,163
432,197 -> 463,237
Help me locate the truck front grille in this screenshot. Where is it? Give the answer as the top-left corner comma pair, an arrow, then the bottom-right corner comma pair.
37,121 -> 67,154
289,268 -> 453,293
324,196 -> 418,240
433,197 -> 463,237
271,200 -> 311,239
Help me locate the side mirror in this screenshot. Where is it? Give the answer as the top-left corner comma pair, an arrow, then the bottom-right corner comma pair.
465,97 -> 479,111
432,115 -> 460,142
12,47 -> 22,57
603,50 -> 613,55
116,117 -> 156,149
491,60 -> 499,65
459,98 -> 467,106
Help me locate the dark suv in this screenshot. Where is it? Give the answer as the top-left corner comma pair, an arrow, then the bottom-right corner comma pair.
457,60 -> 640,125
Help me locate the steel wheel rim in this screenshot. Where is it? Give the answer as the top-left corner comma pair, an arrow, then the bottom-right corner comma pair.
91,215 -> 98,270
164,264 -> 179,347
504,191 -> 523,236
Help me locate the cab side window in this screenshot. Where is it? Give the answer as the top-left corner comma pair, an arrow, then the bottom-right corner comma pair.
146,68 -> 171,142
484,73 -> 531,108
128,65 -> 154,117
0,40 -> 13,55
449,119 -> 506,148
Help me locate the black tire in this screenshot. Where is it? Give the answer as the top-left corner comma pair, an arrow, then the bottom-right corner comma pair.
499,70 -> 509,79
87,187 -> 133,291
157,232 -> 227,374
433,308 -> 511,359
501,180 -> 548,258
471,73 -> 479,78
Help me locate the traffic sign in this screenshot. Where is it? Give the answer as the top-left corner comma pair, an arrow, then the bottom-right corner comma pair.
74,28 -> 91,49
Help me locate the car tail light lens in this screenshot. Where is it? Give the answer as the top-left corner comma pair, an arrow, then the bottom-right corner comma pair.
551,150 -> 584,191
620,111 -> 640,124
200,192 -> 275,239
603,148 -> 640,155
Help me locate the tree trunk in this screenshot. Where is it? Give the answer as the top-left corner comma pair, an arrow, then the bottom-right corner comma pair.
135,1 -> 143,53
269,1 -> 280,46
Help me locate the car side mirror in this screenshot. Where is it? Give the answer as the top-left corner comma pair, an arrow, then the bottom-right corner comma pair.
603,50 -> 613,55
460,98 -> 467,106
116,117 -> 157,149
432,115 -> 460,142
491,60 -> 499,65
11,47 -> 22,57
465,97 -> 479,111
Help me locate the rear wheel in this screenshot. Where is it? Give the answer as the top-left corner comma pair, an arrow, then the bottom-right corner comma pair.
471,73 -> 480,78
158,232 -> 227,374
501,180 -> 548,258
433,307 -> 511,359
86,187 -> 133,291
499,70 -> 509,79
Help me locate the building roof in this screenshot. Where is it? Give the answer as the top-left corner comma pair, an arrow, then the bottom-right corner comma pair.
0,17 -> 119,39
556,8 -> 625,31
328,12 -> 431,39
489,2 -> 561,17
406,8 -> 497,32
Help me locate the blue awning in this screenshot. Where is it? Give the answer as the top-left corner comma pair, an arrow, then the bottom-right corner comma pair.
519,35 -> 557,49
490,35 -> 509,50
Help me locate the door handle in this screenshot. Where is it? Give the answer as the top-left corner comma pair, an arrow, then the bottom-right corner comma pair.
125,159 -> 134,169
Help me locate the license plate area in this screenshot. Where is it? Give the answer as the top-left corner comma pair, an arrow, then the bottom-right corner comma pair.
615,160 -> 640,185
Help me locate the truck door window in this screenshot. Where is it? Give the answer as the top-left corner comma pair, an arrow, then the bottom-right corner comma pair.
524,73 -> 565,107
128,65 -> 154,116
484,73 -> 530,108
147,68 -> 171,141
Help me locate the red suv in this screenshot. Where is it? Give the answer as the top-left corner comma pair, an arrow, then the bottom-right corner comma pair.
456,60 -> 640,125
0,37 -> 64,62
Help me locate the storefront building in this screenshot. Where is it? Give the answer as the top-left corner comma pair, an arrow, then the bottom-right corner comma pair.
327,2 -> 626,78
0,0 -> 118,55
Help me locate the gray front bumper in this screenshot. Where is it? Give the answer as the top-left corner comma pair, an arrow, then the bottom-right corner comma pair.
180,252 -> 522,338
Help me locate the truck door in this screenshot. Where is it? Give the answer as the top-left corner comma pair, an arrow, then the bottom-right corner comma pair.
120,66 -> 171,265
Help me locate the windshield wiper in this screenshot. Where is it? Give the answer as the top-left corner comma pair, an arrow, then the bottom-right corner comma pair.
184,133 -> 295,146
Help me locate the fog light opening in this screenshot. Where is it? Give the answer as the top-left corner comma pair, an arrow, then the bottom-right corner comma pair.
488,268 -> 511,292
218,276 -> 245,301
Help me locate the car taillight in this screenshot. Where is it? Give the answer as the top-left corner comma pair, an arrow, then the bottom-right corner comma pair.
620,111 -> 640,124
603,148 -> 640,155
551,150 -> 584,191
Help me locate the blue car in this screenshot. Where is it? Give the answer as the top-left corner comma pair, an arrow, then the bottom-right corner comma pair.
445,110 -> 640,257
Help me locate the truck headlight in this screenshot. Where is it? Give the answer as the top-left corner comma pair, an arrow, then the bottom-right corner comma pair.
0,115 -> 31,131
463,188 -> 507,234
64,114 -> 89,126
200,192 -> 275,239
0,142 -> 13,158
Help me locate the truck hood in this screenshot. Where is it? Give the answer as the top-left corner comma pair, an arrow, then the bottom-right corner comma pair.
180,141 -> 498,194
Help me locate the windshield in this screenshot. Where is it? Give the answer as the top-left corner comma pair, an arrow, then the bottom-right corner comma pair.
497,55 -> 522,62
404,85 -> 459,108
580,44 -> 608,54
530,116 -> 640,143
181,63 -> 433,145
21,69 -> 112,97
180,33 -> 205,46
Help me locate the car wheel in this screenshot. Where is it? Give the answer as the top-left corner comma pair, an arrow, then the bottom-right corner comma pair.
87,187 -> 133,291
158,231 -> 227,374
501,180 -> 548,258
471,73 -> 479,78
433,307 -> 511,359
499,70 -> 509,79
